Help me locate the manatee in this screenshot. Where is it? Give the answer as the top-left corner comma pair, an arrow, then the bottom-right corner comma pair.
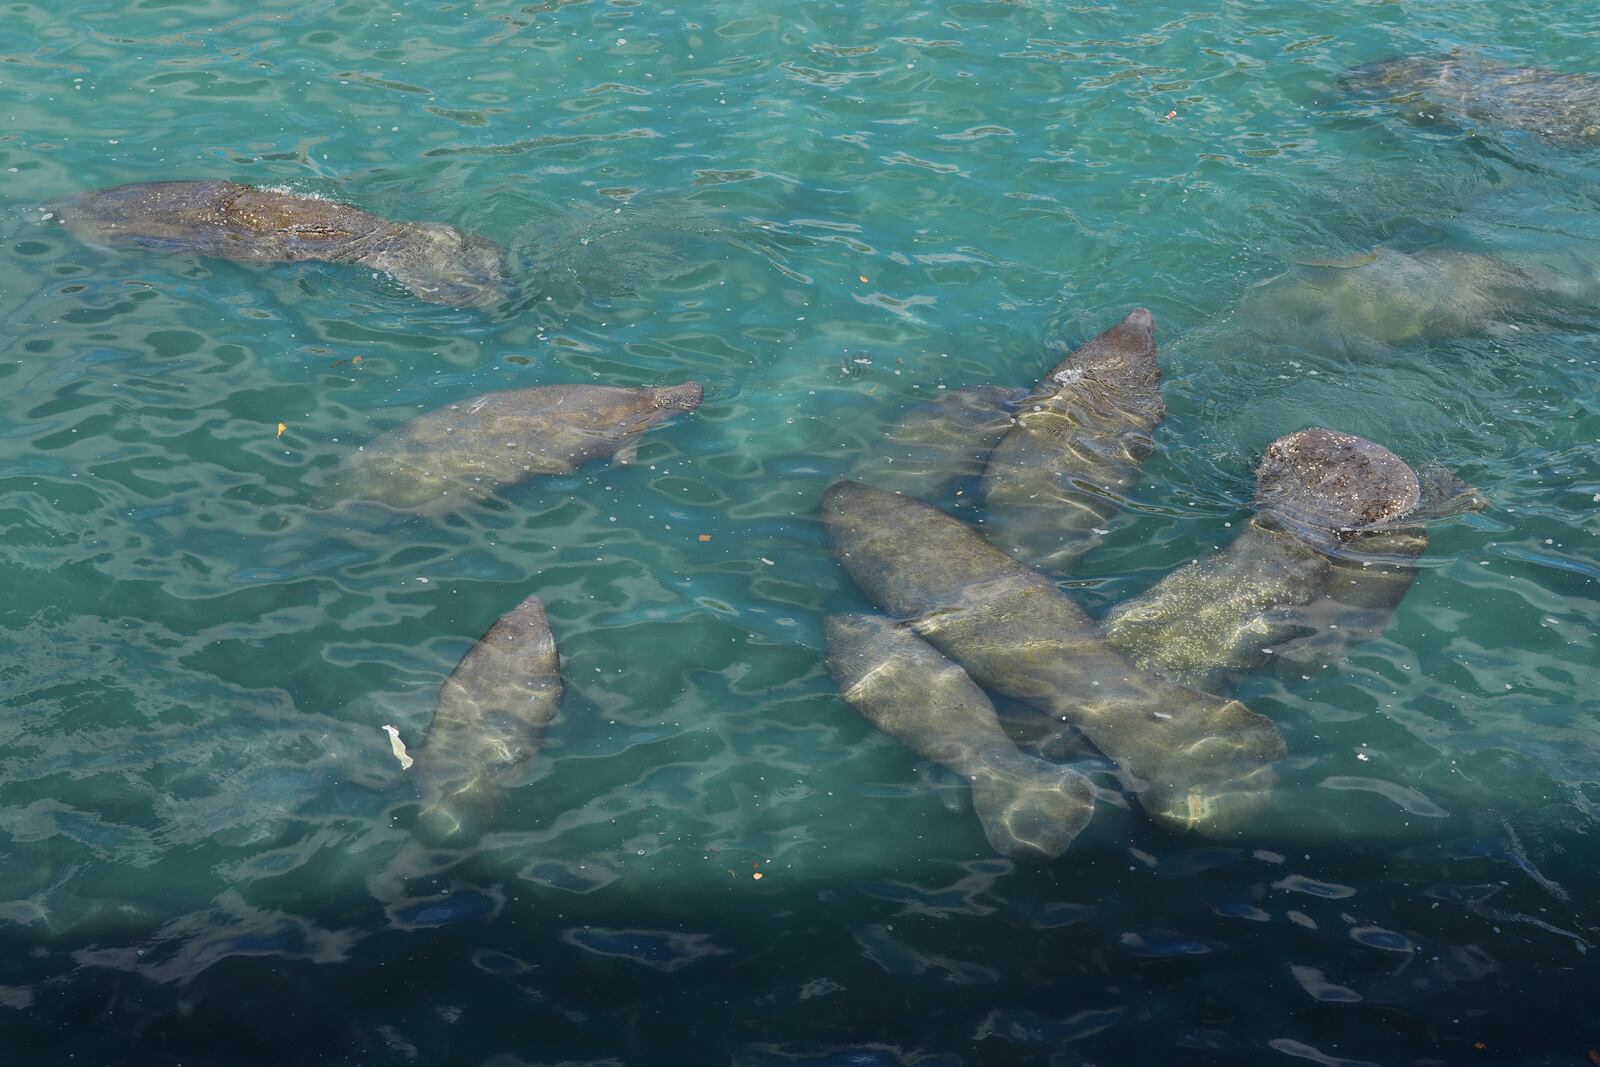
55,180 -> 511,307
1340,53 -> 1600,147
822,480 -> 1285,833
981,309 -> 1165,573
847,385 -> 1025,503
1265,462 -> 1486,674
1237,246 -> 1600,347
1102,429 -> 1483,690
412,594 -> 562,842
323,382 -> 702,509
824,612 -> 1095,859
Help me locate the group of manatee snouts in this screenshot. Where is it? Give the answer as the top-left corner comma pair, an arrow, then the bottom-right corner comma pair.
41,49 -> 1588,857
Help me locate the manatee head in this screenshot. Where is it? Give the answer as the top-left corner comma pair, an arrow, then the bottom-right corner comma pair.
1255,428 -> 1421,534
1054,306 -> 1157,385
652,382 -> 704,412
378,222 -> 514,307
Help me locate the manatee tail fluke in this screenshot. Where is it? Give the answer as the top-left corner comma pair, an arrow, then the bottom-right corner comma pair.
969,758 -> 1095,860
412,772 -> 499,847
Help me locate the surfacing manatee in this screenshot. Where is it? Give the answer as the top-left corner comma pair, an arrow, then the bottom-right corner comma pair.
1341,53 -> 1600,147
981,309 -> 1165,574
56,180 -> 511,307
846,385 -> 1025,504
823,480 -> 1285,834
1103,429 -> 1483,690
411,594 -> 562,843
824,613 -> 1095,860
1238,246 -> 1600,347
323,382 -> 703,509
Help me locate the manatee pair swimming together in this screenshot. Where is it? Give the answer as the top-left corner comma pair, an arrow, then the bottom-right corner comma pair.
824,311 -> 1480,859
848,307 -> 1163,573
55,180 -> 511,307
322,381 -> 699,837
1342,52 -> 1600,147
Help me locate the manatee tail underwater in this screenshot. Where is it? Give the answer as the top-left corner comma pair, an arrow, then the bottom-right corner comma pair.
968,757 -> 1097,861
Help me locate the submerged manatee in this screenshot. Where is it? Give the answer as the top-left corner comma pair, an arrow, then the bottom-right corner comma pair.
1103,429 -> 1482,690
1238,246 -> 1600,347
412,594 -> 562,842
823,480 -> 1285,833
324,382 -> 702,509
847,385 -> 1025,503
981,309 -> 1165,573
1341,53 -> 1600,147
825,613 -> 1094,859
56,180 -> 511,307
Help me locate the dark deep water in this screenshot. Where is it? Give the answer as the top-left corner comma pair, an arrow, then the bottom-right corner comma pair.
1,1 -> 1597,1064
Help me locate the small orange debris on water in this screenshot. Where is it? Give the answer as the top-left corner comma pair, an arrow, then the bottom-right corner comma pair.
751,872 -> 763,880
351,355 -> 362,363
858,274 -> 869,283
276,422 -> 286,438
697,533 -> 712,542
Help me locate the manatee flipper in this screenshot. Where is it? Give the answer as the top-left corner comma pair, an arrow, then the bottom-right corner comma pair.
823,480 -> 1284,835
981,309 -> 1165,573
825,613 -> 1093,859
413,594 -> 562,843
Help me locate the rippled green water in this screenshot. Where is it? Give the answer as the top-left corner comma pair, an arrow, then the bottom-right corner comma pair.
2,1 -> 1598,1063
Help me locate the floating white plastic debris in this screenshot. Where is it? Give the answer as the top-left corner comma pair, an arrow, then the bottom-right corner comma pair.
382,724 -> 414,769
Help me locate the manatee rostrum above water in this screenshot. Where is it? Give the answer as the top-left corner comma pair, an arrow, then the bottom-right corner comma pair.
825,612 -> 1095,859
54,180 -> 512,307
322,382 -> 703,509
1102,429 -> 1484,691
409,593 -> 563,842
823,479 -> 1285,834
981,308 -> 1166,574
1340,53 -> 1600,147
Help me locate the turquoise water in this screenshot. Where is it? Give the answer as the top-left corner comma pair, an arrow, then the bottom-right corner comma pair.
2,0 -> 1598,1062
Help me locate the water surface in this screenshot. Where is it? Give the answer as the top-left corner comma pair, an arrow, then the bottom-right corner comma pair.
1,1 -> 1597,1063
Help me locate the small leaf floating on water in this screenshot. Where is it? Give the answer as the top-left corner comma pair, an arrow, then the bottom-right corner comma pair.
382,724 -> 414,770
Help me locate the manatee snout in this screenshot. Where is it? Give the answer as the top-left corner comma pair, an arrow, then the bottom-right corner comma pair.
1121,306 -> 1155,332
1256,428 -> 1422,532
655,382 -> 704,411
